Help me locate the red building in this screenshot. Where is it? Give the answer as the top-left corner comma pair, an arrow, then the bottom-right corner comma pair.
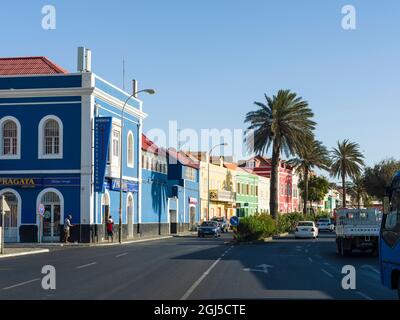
239,156 -> 300,213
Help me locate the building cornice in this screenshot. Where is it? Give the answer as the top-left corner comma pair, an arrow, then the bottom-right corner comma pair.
93,88 -> 148,120
0,87 -> 95,98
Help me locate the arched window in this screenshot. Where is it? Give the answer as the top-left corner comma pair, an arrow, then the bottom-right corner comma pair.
0,117 -> 21,159
127,131 -> 134,168
38,115 -> 63,159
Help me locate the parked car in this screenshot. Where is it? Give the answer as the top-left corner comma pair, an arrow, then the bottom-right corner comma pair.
198,221 -> 221,238
316,218 -> 335,232
295,221 -> 319,239
211,217 -> 229,233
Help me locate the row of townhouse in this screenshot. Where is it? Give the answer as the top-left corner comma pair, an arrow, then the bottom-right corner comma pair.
0,49 -> 201,243
184,153 -> 301,221
0,48 -> 301,244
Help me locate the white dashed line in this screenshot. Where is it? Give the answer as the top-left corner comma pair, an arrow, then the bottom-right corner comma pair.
180,258 -> 222,300
76,262 -> 97,270
356,291 -> 373,300
2,278 -> 40,290
116,253 -> 128,258
308,257 -> 313,263
180,246 -> 232,300
321,269 -> 334,278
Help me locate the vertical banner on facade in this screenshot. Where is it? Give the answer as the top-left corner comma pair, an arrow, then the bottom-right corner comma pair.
94,117 -> 112,192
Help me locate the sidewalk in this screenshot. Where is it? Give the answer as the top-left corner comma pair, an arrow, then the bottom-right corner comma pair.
0,232 -> 197,258
0,247 -> 50,259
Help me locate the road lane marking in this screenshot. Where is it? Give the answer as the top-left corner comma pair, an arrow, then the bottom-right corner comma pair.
356,291 -> 373,300
305,249 -> 309,254
180,258 -> 222,300
116,253 -> 128,258
361,265 -> 380,275
308,257 -> 313,263
323,262 -> 331,266
321,269 -> 334,278
180,246 -> 233,300
76,262 -> 97,270
2,278 -> 40,290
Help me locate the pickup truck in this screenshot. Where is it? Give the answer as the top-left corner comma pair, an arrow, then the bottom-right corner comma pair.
335,208 -> 382,257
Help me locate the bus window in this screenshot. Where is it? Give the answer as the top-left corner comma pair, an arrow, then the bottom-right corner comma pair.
382,188 -> 400,247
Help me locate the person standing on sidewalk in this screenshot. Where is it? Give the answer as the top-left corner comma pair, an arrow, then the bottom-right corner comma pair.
63,214 -> 74,243
107,216 -> 114,242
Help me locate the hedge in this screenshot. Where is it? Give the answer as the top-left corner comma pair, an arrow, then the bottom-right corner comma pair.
235,212 -> 331,242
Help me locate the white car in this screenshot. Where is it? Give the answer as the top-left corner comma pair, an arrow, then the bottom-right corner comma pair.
316,218 -> 335,232
295,221 -> 319,239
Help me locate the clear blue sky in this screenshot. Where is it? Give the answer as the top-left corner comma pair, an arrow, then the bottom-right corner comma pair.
1,0 -> 399,167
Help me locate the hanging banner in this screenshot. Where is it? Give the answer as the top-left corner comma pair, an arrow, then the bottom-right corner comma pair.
94,117 -> 112,192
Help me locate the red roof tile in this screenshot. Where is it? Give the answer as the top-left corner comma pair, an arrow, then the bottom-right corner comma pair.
0,57 -> 68,75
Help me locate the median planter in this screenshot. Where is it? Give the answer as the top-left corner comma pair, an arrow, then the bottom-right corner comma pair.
234,214 -> 276,243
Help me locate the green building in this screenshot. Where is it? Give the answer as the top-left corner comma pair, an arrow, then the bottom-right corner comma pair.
235,168 -> 259,217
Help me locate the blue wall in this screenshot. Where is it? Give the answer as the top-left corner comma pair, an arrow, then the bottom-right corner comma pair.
141,169 -> 169,223
0,174 -> 81,224
0,97 -> 82,170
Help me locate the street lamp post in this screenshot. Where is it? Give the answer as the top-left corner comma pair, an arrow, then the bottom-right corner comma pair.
207,143 -> 228,221
118,88 -> 155,244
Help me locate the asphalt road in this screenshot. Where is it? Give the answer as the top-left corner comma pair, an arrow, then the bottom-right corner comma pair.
0,232 -> 397,300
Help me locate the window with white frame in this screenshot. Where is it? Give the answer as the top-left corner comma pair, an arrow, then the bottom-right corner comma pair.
38,116 -> 63,159
0,117 -> 20,159
112,129 -> 120,163
127,132 -> 134,168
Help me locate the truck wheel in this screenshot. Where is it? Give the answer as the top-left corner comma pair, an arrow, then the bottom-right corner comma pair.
336,239 -> 341,254
341,240 -> 351,257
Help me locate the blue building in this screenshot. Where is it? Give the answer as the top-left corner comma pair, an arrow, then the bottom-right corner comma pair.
141,135 -> 200,234
0,49 -> 146,243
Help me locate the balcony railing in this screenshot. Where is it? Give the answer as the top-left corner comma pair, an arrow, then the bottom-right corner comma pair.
209,189 -> 235,203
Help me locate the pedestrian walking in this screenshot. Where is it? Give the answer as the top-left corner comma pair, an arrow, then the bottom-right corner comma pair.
63,214 -> 74,243
107,216 -> 114,242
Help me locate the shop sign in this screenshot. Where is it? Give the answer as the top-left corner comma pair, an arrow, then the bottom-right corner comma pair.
189,197 -> 198,205
110,179 -> 139,193
0,178 -> 38,188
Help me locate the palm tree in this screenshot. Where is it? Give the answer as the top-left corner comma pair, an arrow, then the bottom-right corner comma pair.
288,138 -> 331,216
330,139 -> 365,208
245,90 -> 316,219
351,174 -> 368,208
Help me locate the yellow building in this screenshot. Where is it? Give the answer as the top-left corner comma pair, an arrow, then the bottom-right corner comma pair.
187,153 -> 236,221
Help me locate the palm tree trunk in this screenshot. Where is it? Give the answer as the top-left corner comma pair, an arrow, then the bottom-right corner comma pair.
342,174 -> 346,208
270,144 -> 280,219
303,167 -> 309,216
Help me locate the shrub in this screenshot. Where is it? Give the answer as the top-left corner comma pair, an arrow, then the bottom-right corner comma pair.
276,212 -> 303,233
235,213 -> 276,242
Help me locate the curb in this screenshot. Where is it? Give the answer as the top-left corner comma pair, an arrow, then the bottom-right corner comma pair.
4,236 -> 174,250
232,232 -> 289,245
0,249 -> 50,259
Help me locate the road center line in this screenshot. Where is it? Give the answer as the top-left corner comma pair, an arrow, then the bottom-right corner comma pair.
321,269 -> 334,278
2,278 -> 40,290
180,247 -> 232,300
356,291 -> 373,300
116,253 -> 128,258
76,262 -> 97,270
